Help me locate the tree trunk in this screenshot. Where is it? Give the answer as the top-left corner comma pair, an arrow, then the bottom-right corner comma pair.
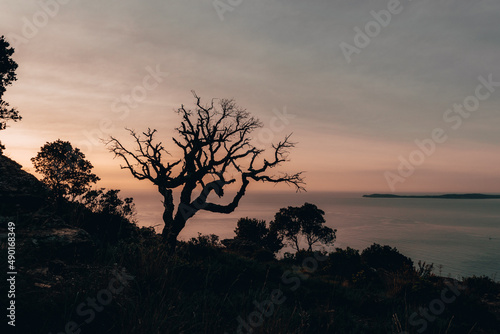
162,214 -> 176,252
164,228 -> 178,253
160,186 -> 198,252
159,187 -> 178,252
163,214 -> 189,252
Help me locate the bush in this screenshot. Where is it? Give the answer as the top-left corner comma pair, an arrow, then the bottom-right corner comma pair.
66,188 -> 139,245
234,217 -> 283,254
464,275 -> 500,296
188,233 -> 221,248
361,244 -> 413,272
324,247 -> 363,279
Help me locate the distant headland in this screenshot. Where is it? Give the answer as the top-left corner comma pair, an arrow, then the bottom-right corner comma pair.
363,193 -> 500,199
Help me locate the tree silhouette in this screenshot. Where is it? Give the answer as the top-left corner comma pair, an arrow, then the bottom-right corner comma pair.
82,188 -> 135,219
271,203 -> 336,251
0,35 -> 20,153
234,217 -> 283,253
107,93 -> 305,250
31,140 -> 100,202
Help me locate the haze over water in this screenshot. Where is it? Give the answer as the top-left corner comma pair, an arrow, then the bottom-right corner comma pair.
131,191 -> 500,281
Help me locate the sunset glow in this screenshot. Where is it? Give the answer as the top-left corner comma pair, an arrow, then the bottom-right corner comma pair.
2,1 -> 499,195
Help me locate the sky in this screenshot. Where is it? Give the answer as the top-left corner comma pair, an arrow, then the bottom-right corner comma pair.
1,0 -> 500,195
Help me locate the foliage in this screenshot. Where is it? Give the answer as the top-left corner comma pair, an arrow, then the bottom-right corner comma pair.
81,188 -> 135,219
416,260 -> 434,279
324,247 -> 363,279
0,35 -> 20,153
234,217 -> 283,253
0,36 -> 17,96
75,188 -> 139,244
361,243 -> 413,272
32,188 -> 138,245
188,232 -> 221,248
31,140 -> 100,202
13,234 -> 500,334
463,275 -> 500,296
270,202 -> 336,251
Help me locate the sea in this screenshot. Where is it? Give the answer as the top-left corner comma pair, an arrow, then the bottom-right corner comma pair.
130,190 -> 500,281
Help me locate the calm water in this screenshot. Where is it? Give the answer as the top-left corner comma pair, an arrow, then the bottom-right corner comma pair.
130,190 -> 500,280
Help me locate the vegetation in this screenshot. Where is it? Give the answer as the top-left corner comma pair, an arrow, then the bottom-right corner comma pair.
271,202 -> 336,251
0,35 -> 20,153
81,188 -> 135,219
31,140 -> 100,202
361,243 -> 413,272
1,148 -> 498,333
5,227 -> 500,333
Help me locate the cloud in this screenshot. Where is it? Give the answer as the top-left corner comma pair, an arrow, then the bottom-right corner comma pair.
0,0 -> 499,192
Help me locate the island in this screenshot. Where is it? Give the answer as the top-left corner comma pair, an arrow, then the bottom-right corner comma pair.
363,193 -> 500,199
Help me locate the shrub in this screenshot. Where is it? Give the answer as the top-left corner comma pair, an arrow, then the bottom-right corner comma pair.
325,247 -> 363,279
361,244 -> 413,272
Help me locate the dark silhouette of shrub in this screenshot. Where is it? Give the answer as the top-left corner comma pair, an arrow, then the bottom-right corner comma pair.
0,35 -> 21,153
361,243 -> 413,272
222,217 -> 283,260
325,247 -> 363,279
234,217 -> 283,253
464,275 -> 500,296
42,186 -> 140,245
81,188 -> 135,218
189,233 -> 221,248
31,140 -> 99,203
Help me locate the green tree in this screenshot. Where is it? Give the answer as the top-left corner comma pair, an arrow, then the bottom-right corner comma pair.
234,217 -> 283,253
271,203 -> 336,252
0,35 -> 20,153
31,140 -> 100,202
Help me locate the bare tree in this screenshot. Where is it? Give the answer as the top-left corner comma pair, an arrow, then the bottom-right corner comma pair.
107,93 -> 305,250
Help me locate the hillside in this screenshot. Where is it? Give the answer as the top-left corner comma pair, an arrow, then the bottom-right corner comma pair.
0,155 -> 499,333
0,154 -> 48,214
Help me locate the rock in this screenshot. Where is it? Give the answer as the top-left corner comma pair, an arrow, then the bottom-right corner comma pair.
0,154 -> 49,214
27,227 -> 95,261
